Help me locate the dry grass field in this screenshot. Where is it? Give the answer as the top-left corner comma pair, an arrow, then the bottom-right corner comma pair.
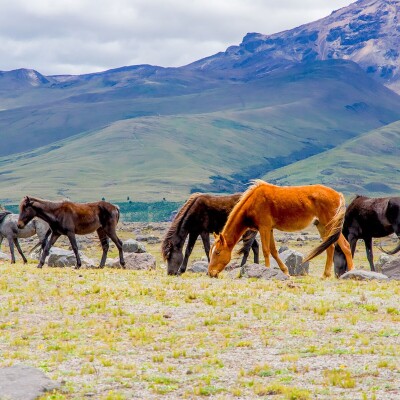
0,223 -> 399,400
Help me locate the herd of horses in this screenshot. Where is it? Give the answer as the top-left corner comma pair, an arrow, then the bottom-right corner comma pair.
0,180 -> 399,278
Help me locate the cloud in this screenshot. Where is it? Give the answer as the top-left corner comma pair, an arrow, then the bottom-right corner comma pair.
0,0 -> 355,75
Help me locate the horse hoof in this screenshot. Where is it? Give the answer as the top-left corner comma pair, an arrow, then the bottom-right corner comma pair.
75,266 -> 81,270
37,265 -> 43,269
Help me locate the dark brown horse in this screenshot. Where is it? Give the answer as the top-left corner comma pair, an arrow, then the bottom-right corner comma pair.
333,195 -> 400,277
17,196 -> 125,269
161,193 -> 259,275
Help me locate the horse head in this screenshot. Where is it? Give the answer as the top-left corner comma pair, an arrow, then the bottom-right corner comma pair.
333,244 -> 348,278
17,196 -> 36,229
208,233 -> 231,277
162,240 -> 184,275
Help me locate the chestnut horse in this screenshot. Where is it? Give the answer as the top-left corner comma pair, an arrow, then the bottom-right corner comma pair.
161,193 -> 259,275
332,195 -> 400,277
208,180 -> 354,278
17,196 -> 125,269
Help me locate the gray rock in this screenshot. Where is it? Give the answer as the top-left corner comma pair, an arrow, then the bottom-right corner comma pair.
233,263 -> 289,281
381,257 -> 400,280
187,261 -> 208,273
122,239 -> 146,253
279,249 -> 309,276
278,246 -> 289,254
0,365 -> 60,400
135,235 -> 161,244
107,252 -> 156,270
46,247 -> 98,268
0,251 -> 9,261
340,269 -> 389,281
375,254 -> 395,272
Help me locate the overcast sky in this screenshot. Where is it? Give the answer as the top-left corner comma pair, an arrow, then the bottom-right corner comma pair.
0,0 -> 355,76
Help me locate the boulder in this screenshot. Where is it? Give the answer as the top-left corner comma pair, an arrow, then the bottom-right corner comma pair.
0,251 -> 9,261
46,247 -> 98,268
0,364 -> 60,400
122,239 -> 146,253
278,246 -> 289,254
187,261 -> 208,273
229,263 -> 289,281
381,257 -> 400,280
340,269 -> 389,281
375,254 -> 395,272
279,249 -> 309,276
107,252 -> 156,270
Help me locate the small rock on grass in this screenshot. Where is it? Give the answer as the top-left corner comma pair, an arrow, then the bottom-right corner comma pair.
340,269 -> 389,281
228,263 -> 289,281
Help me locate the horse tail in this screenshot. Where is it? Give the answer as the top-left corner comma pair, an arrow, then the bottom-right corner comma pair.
116,205 -> 121,223
378,239 -> 400,255
303,192 -> 346,263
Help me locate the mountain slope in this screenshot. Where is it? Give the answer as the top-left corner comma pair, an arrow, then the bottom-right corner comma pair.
1,60 -> 400,202
262,120 -> 400,195
187,0 -> 400,92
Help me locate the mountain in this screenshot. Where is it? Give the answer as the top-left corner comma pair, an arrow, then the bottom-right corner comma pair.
262,120 -> 400,195
187,0 -> 400,93
0,0 -> 399,203
0,60 -> 400,203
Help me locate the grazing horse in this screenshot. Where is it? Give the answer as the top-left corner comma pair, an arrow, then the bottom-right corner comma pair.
161,193 -> 259,275
333,195 -> 400,277
17,196 -> 125,269
208,180 -> 354,278
0,211 -> 50,263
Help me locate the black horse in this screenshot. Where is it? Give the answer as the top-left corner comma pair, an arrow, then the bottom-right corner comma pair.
333,195 -> 400,277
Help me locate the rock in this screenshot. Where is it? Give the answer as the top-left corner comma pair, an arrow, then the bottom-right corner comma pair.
279,249 -> 309,276
0,364 -> 60,400
340,269 -> 389,281
225,261 -> 241,271
187,261 -> 208,273
375,254 -> 395,272
107,252 -> 156,270
46,247 -> 98,268
231,263 -> 289,281
278,246 -> 289,254
122,239 -> 146,253
135,235 -> 161,244
381,257 -> 400,280
0,251 -> 9,261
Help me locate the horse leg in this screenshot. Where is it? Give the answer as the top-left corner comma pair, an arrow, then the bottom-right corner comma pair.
252,236 -> 259,264
67,233 -> 82,269
259,227 -> 272,267
0,235 -> 3,250
104,228 -> 125,268
38,232 -> 60,268
178,232 -> 198,274
200,231 -> 211,262
315,222 -> 335,278
97,228 -> 109,268
7,236 -> 16,264
364,237 -> 375,271
13,238 -> 27,264
40,229 -> 51,256
239,231 -> 256,267
269,231 -> 289,276
336,233 -> 354,271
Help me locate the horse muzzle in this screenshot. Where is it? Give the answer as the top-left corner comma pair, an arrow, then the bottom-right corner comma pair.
17,221 -> 25,229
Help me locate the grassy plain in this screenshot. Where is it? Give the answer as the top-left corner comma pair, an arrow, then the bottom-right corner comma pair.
0,226 -> 399,399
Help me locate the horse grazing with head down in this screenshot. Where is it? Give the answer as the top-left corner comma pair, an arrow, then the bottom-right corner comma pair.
161,193 -> 259,275
332,195 -> 400,277
17,196 -> 125,269
208,180 -> 354,278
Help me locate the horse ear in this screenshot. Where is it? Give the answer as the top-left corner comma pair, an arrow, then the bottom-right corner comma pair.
213,232 -> 219,240
219,234 -> 226,246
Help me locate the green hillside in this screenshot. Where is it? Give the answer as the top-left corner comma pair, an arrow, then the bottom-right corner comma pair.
262,120 -> 400,196
1,60 -> 400,203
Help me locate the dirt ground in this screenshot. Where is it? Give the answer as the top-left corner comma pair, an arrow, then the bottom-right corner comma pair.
0,223 -> 399,399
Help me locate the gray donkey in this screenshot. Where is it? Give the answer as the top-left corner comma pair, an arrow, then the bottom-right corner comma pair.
0,211 -> 50,264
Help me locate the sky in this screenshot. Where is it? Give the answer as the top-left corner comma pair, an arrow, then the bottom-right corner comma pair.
0,0 -> 355,76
